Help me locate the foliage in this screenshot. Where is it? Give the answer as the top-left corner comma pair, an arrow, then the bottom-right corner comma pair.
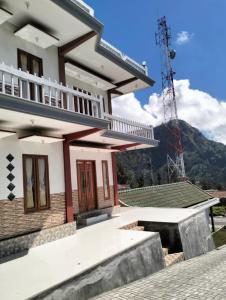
116,120 -> 226,189
213,227 -> 226,247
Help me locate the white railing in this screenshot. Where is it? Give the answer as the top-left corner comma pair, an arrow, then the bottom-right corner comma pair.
70,0 -> 95,16
100,39 -> 147,75
104,114 -> 154,140
0,62 -> 104,119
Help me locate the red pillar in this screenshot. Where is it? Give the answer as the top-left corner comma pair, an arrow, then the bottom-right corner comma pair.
111,152 -> 119,206
63,140 -> 74,222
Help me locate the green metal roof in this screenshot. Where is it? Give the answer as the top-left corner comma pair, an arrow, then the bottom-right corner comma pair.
119,181 -> 212,208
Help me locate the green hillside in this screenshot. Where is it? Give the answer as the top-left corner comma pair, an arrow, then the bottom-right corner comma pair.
116,120 -> 226,189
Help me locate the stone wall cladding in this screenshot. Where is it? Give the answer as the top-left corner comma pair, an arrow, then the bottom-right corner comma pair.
0,193 -> 66,239
35,234 -> 165,300
72,186 -> 114,215
0,222 -> 76,259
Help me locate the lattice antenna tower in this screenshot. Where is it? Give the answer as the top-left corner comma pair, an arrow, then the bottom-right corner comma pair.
155,16 -> 186,182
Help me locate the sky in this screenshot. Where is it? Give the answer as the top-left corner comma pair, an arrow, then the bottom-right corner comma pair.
85,0 -> 226,144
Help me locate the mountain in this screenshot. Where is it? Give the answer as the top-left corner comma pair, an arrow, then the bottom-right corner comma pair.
116,120 -> 226,190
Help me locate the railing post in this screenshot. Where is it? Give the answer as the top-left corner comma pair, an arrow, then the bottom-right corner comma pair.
2,72 -> 5,94
99,95 -> 104,118
11,75 -> 14,96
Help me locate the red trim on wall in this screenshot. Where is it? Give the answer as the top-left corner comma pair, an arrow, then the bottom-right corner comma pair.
63,140 -> 74,223
111,152 -> 119,206
111,143 -> 140,151
64,128 -> 102,143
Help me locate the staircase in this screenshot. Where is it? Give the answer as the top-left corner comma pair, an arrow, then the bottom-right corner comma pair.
121,222 -> 185,267
163,248 -> 184,267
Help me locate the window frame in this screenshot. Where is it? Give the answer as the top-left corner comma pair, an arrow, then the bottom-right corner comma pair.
18,49 -> 43,75
102,160 -> 110,200
23,154 -> 50,213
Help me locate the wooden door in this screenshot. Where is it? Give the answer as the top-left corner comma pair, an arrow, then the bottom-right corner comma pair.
77,160 -> 97,213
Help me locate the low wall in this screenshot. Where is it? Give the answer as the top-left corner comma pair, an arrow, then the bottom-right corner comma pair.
32,234 -> 165,300
179,210 -> 215,259
141,221 -> 183,253
0,222 -> 76,259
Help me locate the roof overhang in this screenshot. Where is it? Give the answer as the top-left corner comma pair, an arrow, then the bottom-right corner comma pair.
19,135 -> 64,143
15,24 -> 59,48
0,7 -> 13,25
189,198 -> 220,211
3,0 -> 154,94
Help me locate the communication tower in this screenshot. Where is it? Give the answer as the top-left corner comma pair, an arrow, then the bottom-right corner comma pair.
155,16 -> 186,182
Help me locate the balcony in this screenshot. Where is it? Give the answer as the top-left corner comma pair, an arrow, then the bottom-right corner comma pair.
0,62 -> 104,119
104,114 -> 154,141
0,62 -> 155,142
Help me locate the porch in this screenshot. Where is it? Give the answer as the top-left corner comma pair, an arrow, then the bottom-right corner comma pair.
0,207 -> 214,300
0,62 -> 155,144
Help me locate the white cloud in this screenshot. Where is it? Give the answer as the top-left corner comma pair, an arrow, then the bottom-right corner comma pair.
112,79 -> 226,144
176,31 -> 194,45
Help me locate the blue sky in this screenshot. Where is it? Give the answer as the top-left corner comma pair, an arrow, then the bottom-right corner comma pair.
84,0 -> 226,144
85,0 -> 226,104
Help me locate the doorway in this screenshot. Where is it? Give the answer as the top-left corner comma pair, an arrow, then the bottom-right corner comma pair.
77,160 -> 97,213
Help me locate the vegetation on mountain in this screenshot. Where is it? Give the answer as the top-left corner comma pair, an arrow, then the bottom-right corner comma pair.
117,120 -> 226,190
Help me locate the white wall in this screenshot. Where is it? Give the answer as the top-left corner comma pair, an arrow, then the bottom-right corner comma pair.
0,135 -> 65,200
0,23 -> 59,82
70,148 -> 113,190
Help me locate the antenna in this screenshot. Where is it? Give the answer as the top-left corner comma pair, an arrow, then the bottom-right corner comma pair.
156,16 -> 186,182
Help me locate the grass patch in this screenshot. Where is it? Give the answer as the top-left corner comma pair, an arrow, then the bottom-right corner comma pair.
212,206 -> 226,216
213,227 -> 226,247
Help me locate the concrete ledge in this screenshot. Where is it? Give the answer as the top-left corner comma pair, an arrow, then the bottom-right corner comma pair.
0,222 -> 76,259
33,234 -> 164,300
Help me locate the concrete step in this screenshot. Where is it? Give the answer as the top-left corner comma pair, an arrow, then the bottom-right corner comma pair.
77,213 -> 109,226
132,226 -> 145,231
165,252 -> 184,267
120,222 -> 144,231
162,248 -> 168,256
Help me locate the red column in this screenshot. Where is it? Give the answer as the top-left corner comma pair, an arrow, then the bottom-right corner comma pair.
63,140 -> 74,223
111,152 -> 119,206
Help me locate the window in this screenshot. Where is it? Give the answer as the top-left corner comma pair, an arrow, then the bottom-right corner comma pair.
18,49 -> 43,101
102,160 -> 110,200
23,155 -> 50,213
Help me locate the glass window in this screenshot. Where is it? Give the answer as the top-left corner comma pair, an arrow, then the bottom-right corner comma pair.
102,161 -> 110,200
23,155 -> 50,212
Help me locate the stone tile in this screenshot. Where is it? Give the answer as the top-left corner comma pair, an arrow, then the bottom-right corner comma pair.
93,246 -> 226,300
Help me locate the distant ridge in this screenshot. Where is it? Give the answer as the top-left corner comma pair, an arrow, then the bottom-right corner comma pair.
117,120 -> 226,190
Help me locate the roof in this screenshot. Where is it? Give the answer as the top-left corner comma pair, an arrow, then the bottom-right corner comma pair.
206,190 -> 226,199
52,0 -> 155,88
119,181 -> 213,208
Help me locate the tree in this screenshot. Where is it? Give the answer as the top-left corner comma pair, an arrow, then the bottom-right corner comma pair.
157,173 -> 162,185
137,173 -> 145,188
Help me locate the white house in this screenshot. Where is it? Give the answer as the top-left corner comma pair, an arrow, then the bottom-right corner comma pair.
0,0 -> 157,243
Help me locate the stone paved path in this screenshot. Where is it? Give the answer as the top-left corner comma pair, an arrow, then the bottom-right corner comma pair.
93,246 -> 226,300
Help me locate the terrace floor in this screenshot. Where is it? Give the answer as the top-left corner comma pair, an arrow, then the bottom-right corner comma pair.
94,245 -> 226,300
0,207 -> 199,300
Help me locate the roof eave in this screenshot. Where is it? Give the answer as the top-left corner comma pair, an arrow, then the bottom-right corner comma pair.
51,0 -> 155,87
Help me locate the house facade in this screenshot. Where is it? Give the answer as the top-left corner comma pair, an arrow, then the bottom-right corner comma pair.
0,0 -> 157,241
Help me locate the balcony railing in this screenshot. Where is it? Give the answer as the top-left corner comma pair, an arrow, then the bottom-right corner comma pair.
0,62 -> 154,141
0,62 -> 104,119
104,114 -> 154,140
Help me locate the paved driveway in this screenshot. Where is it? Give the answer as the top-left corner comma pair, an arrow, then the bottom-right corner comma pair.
94,246 -> 226,300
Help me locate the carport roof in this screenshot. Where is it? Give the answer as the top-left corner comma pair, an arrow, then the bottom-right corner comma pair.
119,181 -> 213,208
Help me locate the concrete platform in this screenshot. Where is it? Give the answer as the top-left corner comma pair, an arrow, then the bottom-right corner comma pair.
0,207 -> 212,300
